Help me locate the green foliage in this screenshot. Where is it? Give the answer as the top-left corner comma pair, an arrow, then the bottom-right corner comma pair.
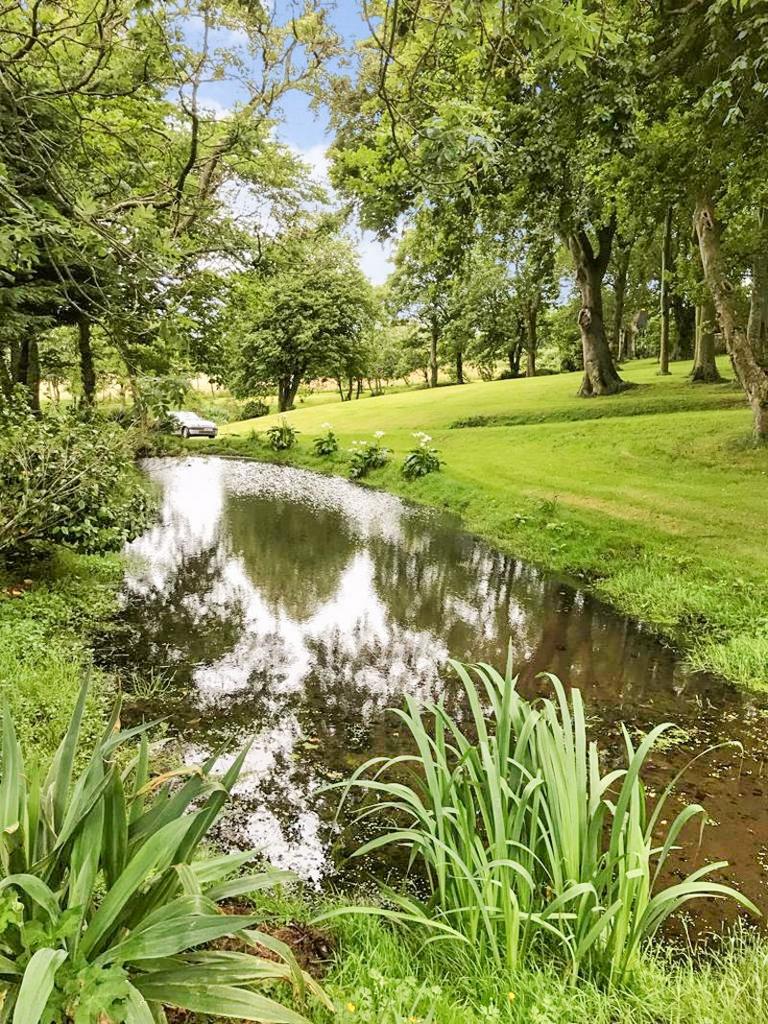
331,661 -> 757,982
348,434 -> 391,480
0,680 -> 331,1024
401,432 -> 442,479
0,409 -> 154,559
242,399 -> 271,421
229,228 -> 377,412
0,550 -> 121,761
265,419 -> 299,452
312,424 -> 339,457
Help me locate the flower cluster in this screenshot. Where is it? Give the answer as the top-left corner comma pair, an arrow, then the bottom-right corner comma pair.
312,422 -> 339,457
348,433 -> 391,480
402,431 -> 441,480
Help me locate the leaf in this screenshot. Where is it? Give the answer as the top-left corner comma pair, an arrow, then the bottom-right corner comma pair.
12,948 -> 67,1024
131,982 -> 311,1024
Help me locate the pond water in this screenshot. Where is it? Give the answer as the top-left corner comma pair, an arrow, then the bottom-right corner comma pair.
105,456 -> 768,925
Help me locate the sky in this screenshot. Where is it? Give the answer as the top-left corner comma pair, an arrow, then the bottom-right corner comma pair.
195,1 -> 394,284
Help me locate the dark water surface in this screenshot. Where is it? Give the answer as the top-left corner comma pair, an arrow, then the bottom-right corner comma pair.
106,457 -> 768,922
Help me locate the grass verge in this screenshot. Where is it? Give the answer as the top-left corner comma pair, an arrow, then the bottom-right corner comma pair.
246,890 -> 768,1024
203,357 -> 768,690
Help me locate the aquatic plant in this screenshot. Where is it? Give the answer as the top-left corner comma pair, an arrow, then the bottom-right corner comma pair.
327,661 -> 757,983
348,433 -> 390,480
0,679 -> 330,1023
402,432 -> 442,480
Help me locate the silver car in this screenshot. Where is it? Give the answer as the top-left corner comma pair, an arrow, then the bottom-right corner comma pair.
167,410 -> 218,439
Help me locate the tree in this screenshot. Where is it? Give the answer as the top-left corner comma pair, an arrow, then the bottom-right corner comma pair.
231,229 -> 375,412
330,0 -> 634,396
388,210 -> 465,387
0,0 -> 339,412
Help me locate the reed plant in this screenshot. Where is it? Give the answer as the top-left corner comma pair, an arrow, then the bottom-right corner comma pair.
328,660 -> 758,983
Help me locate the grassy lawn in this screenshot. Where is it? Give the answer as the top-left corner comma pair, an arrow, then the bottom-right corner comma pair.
210,357 -> 768,689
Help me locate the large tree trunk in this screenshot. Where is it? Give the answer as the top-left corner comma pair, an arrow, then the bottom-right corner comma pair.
278,376 -> 300,412
429,322 -> 439,388
695,197 -> 768,438
455,348 -> 464,384
612,239 -> 631,357
672,297 -> 695,360
659,206 -> 673,375
567,224 -> 626,396
507,342 -> 521,377
689,296 -> 722,383
77,312 -> 96,404
747,206 -> 768,369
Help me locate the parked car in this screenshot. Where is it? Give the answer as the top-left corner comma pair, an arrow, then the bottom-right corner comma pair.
167,411 -> 218,439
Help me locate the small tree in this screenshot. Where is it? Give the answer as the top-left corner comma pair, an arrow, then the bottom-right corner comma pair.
231,231 -> 376,411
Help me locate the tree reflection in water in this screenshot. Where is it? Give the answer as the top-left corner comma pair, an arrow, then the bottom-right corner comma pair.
113,457 -> 768,914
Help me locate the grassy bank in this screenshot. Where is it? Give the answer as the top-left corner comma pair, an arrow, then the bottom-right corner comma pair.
0,548 -> 123,758
246,892 -> 768,1024
206,357 -> 768,689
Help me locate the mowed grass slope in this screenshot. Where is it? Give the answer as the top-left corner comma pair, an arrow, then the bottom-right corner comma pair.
214,358 -> 768,688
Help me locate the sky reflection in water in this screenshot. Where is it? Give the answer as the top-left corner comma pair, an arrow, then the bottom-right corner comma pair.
117,457 -> 768,916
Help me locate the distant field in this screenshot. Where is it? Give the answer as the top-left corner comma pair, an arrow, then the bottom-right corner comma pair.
209,357 -> 768,689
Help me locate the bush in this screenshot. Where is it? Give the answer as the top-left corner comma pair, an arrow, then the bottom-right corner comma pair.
348,433 -> 390,480
334,660 -> 756,983
401,431 -> 441,479
0,679 -> 330,1024
265,418 -> 299,451
242,399 -> 270,420
0,409 -> 154,560
312,424 -> 339,457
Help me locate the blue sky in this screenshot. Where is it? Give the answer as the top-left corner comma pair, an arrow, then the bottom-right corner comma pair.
195,1 -> 394,283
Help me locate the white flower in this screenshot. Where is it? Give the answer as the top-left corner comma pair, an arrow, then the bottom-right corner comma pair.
321,422 -> 333,430
374,430 -> 385,439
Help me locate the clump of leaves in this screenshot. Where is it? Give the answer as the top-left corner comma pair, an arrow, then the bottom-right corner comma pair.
348,433 -> 390,480
0,406 -> 154,559
242,399 -> 270,420
312,424 -> 339,457
0,679 -> 331,1023
327,661 -> 758,984
402,431 -> 441,480
265,419 -> 299,451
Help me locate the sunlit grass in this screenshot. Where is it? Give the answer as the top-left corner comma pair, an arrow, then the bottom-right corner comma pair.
210,357 -> 768,688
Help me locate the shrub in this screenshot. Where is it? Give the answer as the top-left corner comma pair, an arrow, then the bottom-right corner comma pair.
0,679 -> 330,1023
265,419 -> 299,451
242,399 -> 270,420
312,424 -> 339,457
331,661 -> 756,983
348,433 -> 390,480
0,409 -> 154,560
401,432 -> 441,480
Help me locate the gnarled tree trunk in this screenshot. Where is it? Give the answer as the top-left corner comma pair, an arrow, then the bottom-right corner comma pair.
567,223 -> 625,396
278,374 -> 301,412
695,197 -> 768,438
689,296 -> 722,383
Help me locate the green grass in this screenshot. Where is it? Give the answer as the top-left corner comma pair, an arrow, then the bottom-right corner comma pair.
0,549 -> 122,758
207,357 -> 768,690
246,891 -> 768,1024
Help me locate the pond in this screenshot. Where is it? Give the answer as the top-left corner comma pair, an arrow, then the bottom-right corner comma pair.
104,456 -> 768,925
